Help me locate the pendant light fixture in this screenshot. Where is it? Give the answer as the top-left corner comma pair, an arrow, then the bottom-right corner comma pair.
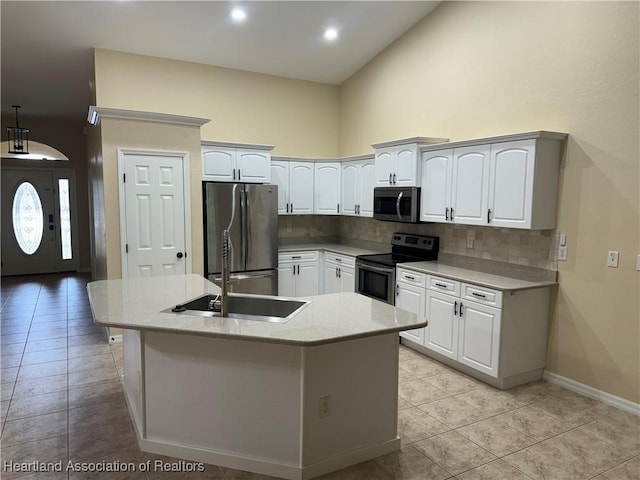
7,105 -> 29,154
1,105 -> 69,161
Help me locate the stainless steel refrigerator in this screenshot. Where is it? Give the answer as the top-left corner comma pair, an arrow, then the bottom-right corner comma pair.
204,183 -> 278,295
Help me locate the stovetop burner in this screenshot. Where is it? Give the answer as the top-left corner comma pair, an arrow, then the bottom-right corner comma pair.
356,232 -> 439,267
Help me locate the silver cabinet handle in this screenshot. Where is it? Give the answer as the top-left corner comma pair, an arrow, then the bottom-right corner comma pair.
393,173 -> 397,184
358,204 -> 361,214
454,301 -> 458,316
450,208 -> 454,220
286,203 -> 289,213
472,292 -> 486,298
396,191 -> 403,220
337,203 -> 340,213
396,284 -> 399,296
459,302 -> 464,316
435,283 -> 447,288
291,256 -> 301,259
338,267 -> 341,278
405,275 -> 415,280
238,169 -> 241,180
487,208 -> 491,223
389,173 -> 392,185
233,168 -> 236,180
445,207 -> 449,221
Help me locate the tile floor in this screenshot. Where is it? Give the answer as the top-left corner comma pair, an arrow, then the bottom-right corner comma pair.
1,273 -> 638,480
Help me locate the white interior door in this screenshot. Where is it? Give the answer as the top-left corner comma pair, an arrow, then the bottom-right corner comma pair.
1,170 -> 57,275
121,151 -> 189,278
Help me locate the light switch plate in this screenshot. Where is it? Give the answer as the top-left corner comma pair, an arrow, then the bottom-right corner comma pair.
558,246 -> 568,261
607,251 -> 619,268
466,236 -> 474,248
559,233 -> 567,246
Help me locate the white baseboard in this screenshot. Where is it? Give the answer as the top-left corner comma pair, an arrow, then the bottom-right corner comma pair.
108,334 -> 123,344
543,370 -> 640,416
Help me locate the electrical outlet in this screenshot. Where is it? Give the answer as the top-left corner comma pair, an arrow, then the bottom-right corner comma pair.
466,236 -> 474,249
607,251 -> 619,268
558,246 -> 568,261
319,396 -> 331,418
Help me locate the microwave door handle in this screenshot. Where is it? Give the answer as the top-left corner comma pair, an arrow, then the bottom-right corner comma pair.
396,191 -> 403,220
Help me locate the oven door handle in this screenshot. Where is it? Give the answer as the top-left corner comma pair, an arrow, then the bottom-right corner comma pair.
357,263 -> 394,275
396,191 -> 403,220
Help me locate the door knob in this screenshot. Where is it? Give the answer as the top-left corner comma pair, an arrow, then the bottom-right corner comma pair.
176,252 -> 184,259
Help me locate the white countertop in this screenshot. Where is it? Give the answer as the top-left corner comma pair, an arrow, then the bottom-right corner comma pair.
87,274 -> 423,346
278,243 -> 384,257
399,261 -> 557,291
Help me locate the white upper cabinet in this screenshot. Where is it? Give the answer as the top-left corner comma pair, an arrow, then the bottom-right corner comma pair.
487,138 -> 560,229
420,131 -> 566,229
421,149 -> 454,223
374,143 -> 420,186
341,157 -> 375,217
373,138 -> 448,187
202,143 -> 273,183
271,160 -> 314,215
450,145 -> 491,226
314,163 -> 341,215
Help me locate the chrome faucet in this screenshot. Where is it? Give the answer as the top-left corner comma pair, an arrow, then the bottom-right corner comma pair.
220,229 -> 230,316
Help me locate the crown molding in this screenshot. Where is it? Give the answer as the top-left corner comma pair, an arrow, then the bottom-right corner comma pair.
87,106 -> 210,128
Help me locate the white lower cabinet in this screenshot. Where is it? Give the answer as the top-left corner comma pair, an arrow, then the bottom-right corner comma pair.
323,253 -> 355,294
399,270 -> 550,388
278,251 -> 319,297
424,275 -> 500,377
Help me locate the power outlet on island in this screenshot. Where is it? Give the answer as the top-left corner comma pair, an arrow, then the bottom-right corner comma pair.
607,251 -> 619,268
319,396 -> 331,418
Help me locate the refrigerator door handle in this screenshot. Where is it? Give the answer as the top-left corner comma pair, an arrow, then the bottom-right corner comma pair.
244,188 -> 250,267
239,188 -> 246,268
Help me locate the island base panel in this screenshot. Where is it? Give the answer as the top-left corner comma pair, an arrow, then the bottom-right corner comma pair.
124,331 -> 401,479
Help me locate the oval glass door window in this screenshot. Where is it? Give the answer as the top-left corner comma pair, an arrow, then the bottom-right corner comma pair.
12,182 -> 44,255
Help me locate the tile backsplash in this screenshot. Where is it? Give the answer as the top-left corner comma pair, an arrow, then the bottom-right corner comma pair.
279,215 -> 558,271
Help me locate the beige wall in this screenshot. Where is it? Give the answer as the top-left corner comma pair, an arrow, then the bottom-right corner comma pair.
94,49 -> 340,157
339,1 -> 640,403
92,118 -> 203,280
1,115 -> 91,272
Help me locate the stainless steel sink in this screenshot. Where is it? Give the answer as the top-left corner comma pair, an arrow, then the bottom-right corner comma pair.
164,293 -> 310,323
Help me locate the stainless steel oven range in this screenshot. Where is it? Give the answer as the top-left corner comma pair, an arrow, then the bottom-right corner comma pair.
355,233 -> 439,305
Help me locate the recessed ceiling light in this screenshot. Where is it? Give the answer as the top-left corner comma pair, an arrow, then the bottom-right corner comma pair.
230,7 -> 247,23
324,28 -> 339,42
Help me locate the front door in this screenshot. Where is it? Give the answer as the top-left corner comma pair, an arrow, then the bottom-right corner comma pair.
121,151 -> 189,278
1,168 -> 77,275
1,170 -> 57,275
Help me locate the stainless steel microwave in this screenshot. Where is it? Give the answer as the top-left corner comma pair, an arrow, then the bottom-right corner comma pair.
373,187 -> 420,223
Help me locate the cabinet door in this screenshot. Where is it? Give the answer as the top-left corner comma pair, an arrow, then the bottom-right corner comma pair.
358,160 -> 376,217
289,162 -> 314,214
237,150 -> 271,183
397,282 -> 426,344
421,149 -> 453,223
425,291 -> 458,360
339,265 -> 355,293
203,147 -> 235,182
323,262 -> 339,294
458,301 -> 501,377
315,163 -> 341,215
270,161 -> 290,215
394,144 -> 419,186
451,145 -> 490,225
375,147 -> 395,186
296,262 -> 319,297
488,140 -> 535,229
341,163 -> 358,216
278,264 -> 295,297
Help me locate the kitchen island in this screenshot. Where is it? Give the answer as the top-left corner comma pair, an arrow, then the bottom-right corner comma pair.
87,274 -> 424,480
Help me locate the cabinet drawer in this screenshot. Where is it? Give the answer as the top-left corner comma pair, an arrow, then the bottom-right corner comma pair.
461,283 -> 503,307
427,275 -> 460,296
324,252 -> 356,268
397,268 -> 426,287
278,251 -> 319,263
